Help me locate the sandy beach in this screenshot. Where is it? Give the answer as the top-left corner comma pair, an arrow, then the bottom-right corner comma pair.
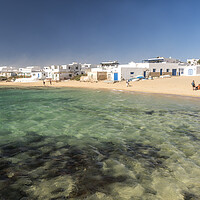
0,76 -> 200,98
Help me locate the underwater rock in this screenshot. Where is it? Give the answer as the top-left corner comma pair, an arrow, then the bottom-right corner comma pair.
0,130 -> 12,136
1,144 -> 22,157
50,196 -> 68,200
144,187 -> 157,195
44,169 -> 61,179
0,160 -> 11,170
0,187 -> 28,200
145,111 -> 155,115
51,187 -> 65,194
27,149 -> 42,157
95,162 -> 103,169
183,191 -> 199,200
26,158 -> 46,169
0,134 -> 190,199
26,132 -> 45,144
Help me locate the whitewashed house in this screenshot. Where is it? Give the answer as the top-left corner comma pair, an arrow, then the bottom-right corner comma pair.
81,63 -> 93,74
30,71 -> 46,80
118,62 -> 149,80
143,57 -> 188,76
85,61 -> 147,82
67,62 -> 83,76
0,66 -> 17,77
81,63 -> 91,69
43,62 -> 83,81
181,65 -> 200,76
100,61 -> 120,81
44,65 -> 67,81
85,67 -> 106,82
18,67 -> 32,76
18,66 -> 43,78
100,61 -> 148,81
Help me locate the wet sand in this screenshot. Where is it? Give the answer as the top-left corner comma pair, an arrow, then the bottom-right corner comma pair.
0,76 -> 200,98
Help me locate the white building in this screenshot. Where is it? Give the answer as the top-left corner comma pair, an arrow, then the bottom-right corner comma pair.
0,66 -> 8,71
81,63 -> 91,69
86,61 -> 147,81
30,71 -> 46,80
44,65 -> 67,81
143,56 -> 181,63
67,62 -> 82,76
43,62 -> 83,81
81,63 -> 93,74
100,61 -> 119,69
98,61 -> 119,81
79,57 -> 200,82
97,58 -> 188,81
182,65 -> 200,76
0,66 -> 18,77
118,62 -> 149,81
142,57 -> 188,76
18,66 -> 42,78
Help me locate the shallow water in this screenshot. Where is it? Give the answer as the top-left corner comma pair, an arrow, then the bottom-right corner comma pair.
0,87 -> 200,200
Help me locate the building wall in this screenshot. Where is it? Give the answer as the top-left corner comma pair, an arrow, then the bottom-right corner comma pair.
87,72 -> 107,81
0,72 -> 17,77
59,72 -> 73,80
44,63 -> 82,81
149,63 -> 186,76
97,72 -> 107,80
121,67 -> 147,80
31,72 -> 46,80
182,66 -> 198,76
136,63 -> 149,68
197,66 -> 200,75
87,72 -> 98,81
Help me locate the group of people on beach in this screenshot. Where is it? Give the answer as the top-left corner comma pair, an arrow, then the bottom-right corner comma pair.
191,80 -> 200,90
43,79 -> 52,86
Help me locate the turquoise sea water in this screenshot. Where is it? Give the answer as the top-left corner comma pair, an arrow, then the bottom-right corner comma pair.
0,87 -> 200,200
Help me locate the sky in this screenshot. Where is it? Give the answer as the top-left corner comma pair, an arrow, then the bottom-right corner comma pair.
0,0 -> 200,66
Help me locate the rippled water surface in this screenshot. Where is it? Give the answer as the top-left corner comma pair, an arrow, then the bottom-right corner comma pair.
0,87 -> 200,200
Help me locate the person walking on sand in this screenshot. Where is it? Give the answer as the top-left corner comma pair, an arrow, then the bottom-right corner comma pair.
50,79 -> 52,85
191,80 -> 195,90
126,80 -> 129,87
43,80 -> 45,86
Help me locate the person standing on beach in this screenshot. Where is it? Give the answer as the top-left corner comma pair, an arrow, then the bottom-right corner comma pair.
50,79 -> 52,85
126,80 -> 129,87
43,80 -> 45,86
191,80 -> 195,90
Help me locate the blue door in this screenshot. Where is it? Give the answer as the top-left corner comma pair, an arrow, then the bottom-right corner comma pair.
160,69 -> 162,75
172,69 -> 177,76
114,73 -> 118,81
143,71 -> 146,78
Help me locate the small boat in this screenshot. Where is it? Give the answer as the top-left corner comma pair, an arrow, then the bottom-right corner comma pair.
136,75 -> 145,79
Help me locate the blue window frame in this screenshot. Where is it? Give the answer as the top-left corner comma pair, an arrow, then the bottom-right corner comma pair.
188,69 -> 193,75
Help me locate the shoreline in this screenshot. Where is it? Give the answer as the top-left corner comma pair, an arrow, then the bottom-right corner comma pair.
0,76 -> 200,99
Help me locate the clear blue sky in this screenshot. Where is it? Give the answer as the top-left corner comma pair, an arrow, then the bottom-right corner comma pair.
0,0 -> 199,66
